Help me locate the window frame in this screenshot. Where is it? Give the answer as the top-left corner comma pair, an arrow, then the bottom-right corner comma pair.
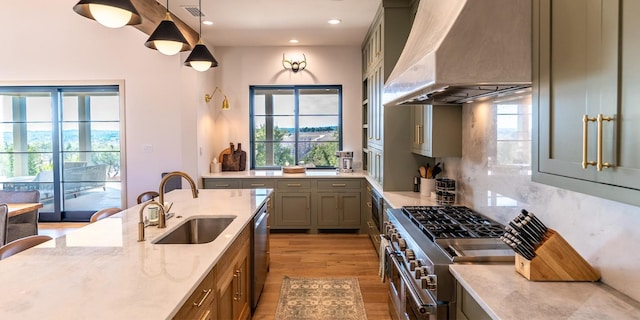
249,85 -> 343,170
0,84 -> 124,221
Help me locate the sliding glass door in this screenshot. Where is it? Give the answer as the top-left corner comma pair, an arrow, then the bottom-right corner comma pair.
0,86 -> 123,221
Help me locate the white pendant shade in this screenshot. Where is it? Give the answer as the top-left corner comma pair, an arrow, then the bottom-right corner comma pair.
190,61 -> 213,72
153,40 -> 184,56
88,3 -> 133,28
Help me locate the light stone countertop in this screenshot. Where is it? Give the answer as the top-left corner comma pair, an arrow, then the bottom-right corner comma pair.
202,170 -> 440,208
0,188 -> 271,320
202,169 -> 368,179
449,264 -> 640,319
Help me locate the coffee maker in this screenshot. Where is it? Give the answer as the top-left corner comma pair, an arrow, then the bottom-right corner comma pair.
336,151 -> 354,173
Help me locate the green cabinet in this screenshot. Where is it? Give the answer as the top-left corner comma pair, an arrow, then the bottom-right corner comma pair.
203,179 -> 240,189
315,179 -> 362,228
362,1 -> 425,191
203,177 -> 365,231
533,0 -> 640,205
410,105 -> 462,157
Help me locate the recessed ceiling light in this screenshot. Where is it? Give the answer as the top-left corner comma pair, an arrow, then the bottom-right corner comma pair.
202,20 -> 213,25
289,39 -> 299,44
328,19 -> 342,25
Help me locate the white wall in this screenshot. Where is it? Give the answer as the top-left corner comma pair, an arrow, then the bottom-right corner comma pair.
205,46 -> 362,169
0,0 -> 208,207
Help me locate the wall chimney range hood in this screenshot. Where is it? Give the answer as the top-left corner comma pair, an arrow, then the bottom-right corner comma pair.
384,0 -> 531,106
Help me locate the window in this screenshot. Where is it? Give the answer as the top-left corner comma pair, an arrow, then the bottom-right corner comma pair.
0,85 -> 122,221
491,94 -> 532,174
250,85 -> 342,169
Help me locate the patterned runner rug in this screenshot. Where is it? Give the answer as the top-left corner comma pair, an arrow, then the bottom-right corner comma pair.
275,276 -> 368,320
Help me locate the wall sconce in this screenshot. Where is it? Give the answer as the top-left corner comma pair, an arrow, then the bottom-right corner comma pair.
205,87 -> 230,110
282,53 -> 307,73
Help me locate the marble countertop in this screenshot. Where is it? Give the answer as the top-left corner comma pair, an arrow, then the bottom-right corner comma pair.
202,169 -> 367,179
0,189 -> 271,320
202,170 -> 440,208
450,264 -> 640,319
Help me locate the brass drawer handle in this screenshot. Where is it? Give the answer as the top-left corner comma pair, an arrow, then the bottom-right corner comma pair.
215,184 -> 230,187
287,183 -> 302,187
582,115 -> 596,169
331,183 -> 346,187
199,310 -> 211,320
596,114 -> 613,171
251,183 -> 265,187
193,288 -> 212,308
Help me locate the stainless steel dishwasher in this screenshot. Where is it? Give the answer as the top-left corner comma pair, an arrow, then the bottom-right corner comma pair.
251,198 -> 270,311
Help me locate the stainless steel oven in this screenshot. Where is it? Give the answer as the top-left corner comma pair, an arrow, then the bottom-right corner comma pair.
385,244 -> 437,320
384,207 -> 514,320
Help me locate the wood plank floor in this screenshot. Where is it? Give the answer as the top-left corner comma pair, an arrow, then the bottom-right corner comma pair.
36,224 -> 391,319
252,233 -> 391,320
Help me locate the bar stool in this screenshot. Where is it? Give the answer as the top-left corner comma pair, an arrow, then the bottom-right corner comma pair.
0,235 -> 52,260
89,207 -> 122,223
137,191 -> 160,204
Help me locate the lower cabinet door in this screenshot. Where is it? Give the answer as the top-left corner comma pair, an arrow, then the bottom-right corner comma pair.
275,192 -> 311,227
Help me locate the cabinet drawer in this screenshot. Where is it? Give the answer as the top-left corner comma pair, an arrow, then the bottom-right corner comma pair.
317,179 -> 362,190
203,179 -> 240,189
276,179 -> 312,189
241,179 -> 275,189
173,267 -> 216,320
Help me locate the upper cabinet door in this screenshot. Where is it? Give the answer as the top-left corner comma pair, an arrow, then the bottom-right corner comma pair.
534,0 -> 640,205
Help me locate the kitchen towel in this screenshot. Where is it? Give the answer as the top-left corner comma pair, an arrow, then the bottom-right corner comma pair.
378,236 -> 389,282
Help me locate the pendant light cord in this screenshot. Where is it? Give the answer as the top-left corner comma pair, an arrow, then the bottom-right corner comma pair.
198,0 -> 202,37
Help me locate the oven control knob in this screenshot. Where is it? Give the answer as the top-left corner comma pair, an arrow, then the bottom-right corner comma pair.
391,232 -> 401,242
421,275 -> 437,291
409,259 -> 421,271
414,267 -> 424,279
404,249 -> 415,261
397,238 -> 407,251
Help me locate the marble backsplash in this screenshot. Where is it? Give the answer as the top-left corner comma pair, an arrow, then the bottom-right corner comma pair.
440,93 -> 640,302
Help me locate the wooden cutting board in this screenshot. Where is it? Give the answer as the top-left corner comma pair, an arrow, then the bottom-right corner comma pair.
218,148 -> 231,164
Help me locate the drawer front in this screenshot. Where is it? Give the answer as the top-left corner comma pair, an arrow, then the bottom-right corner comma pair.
203,179 -> 240,189
276,179 -> 312,189
173,267 -> 216,319
241,179 -> 276,189
317,179 -> 362,190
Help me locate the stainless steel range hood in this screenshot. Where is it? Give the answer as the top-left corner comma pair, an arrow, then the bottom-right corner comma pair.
383,0 -> 531,106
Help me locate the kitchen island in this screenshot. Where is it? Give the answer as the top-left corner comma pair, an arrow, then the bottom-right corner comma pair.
0,188 -> 271,319
450,264 -> 640,319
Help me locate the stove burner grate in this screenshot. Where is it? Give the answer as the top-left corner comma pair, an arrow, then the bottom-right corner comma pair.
402,206 -> 505,240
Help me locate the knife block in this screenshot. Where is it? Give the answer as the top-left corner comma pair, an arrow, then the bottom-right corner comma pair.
514,229 -> 600,281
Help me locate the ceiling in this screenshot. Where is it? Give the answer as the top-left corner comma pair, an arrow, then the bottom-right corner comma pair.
164,0 -> 380,47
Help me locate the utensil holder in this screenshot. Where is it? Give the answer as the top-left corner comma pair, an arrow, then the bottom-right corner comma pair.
514,228 -> 600,281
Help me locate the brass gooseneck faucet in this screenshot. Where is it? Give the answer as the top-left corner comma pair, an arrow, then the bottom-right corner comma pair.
138,171 -> 199,241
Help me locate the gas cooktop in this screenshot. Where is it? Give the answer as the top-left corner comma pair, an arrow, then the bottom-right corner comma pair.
401,206 -> 505,241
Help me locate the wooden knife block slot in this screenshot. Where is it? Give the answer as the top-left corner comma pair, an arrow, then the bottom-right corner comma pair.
514,229 -> 600,282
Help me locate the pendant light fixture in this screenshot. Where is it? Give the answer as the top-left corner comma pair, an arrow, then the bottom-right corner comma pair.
73,0 -> 141,28
145,0 -> 190,56
184,0 -> 218,71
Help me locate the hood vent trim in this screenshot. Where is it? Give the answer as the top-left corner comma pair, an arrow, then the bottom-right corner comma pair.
384,0 -> 532,106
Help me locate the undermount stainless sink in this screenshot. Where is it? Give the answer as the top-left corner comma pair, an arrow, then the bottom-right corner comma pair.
152,216 -> 236,244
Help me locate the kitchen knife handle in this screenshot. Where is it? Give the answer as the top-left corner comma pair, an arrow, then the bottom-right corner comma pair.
582,114 -> 596,169
596,114 -> 613,171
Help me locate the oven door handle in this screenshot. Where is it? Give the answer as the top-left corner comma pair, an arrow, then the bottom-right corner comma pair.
389,250 -> 438,315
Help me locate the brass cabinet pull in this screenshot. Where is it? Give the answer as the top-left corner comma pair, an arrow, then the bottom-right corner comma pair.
582,115 -> 597,169
597,114 -> 614,171
215,184 -> 230,187
251,183 -> 265,187
233,271 -> 239,301
199,310 -> 211,320
331,183 -> 346,187
287,183 -> 301,187
193,288 -> 212,308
